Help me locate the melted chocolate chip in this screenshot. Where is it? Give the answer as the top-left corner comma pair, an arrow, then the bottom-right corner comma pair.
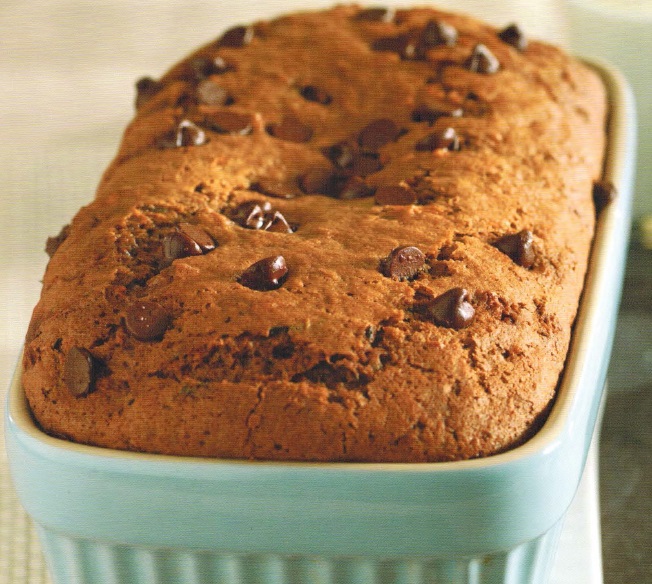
421,19 -> 458,48
267,115 -> 313,143
358,118 -> 402,149
375,185 -> 418,205
593,180 -> 617,212
300,85 -> 332,105
219,25 -> 254,48
466,44 -> 500,74
202,111 -> 253,135
239,255 -> 289,291
426,287 -> 475,329
493,230 -> 535,268
381,245 -> 426,279
125,301 -> 170,341
64,347 -> 96,397
415,127 -> 460,151
498,24 -> 527,51
337,176 -> 375,200
135,77 -> 162,109
197,79 -> 233,106
412,103 -> 463,124
298,168 -> 338,195
355,7 -> 395,22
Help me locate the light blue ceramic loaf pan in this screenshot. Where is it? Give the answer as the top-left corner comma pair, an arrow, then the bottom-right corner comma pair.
5,60 -> 634,584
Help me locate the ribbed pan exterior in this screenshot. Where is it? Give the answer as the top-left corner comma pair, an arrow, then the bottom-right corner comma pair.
38,521 -> 563,584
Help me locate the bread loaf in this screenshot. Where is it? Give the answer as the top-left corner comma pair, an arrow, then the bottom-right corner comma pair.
23,5 -> 607,461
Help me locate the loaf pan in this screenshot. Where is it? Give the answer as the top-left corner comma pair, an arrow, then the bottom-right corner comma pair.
4,59 -> 635,584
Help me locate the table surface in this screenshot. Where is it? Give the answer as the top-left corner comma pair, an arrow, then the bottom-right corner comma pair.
1,2 -> 650,582
599,242 -> 652,583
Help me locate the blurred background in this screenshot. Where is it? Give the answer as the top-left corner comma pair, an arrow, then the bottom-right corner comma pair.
1,1 -> 650,582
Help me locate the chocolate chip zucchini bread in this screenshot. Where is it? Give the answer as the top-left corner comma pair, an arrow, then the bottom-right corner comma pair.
23,4 -> 608,461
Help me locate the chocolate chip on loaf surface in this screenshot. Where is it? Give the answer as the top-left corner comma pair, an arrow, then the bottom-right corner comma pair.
24,5 -> 607,462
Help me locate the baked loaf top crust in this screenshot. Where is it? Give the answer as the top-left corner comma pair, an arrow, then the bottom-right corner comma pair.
23,5 -> 607,462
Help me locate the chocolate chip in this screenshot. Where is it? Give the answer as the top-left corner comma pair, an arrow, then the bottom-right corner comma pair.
466,44 -> 500,74
212,56 -> 235,73
197,79 -> 233,106
322,141 -> 385,177
231,201 -> 294,233
125,301 -> 170,341
135,76 -> 162,109
202,111 -> 253,135
269,325 -> 290,337
162,119 -> 208,148
135,76 -> 160,95
64,347 -> 96,397
337,176 -> 375,200
161,223 -> 215,266
190,56 -> 234,79
498,24 -> 527,51
381,245 -> 426,279
232,201 -> 272,229
178,223 -> 216,252
187,59 -> 211,80
426,287 -> 475,329
375,185 -> 418,205
219,25 -> 254,48
421,19 -> 457,48
358,118 -> 402,149
272,342 -> 295,359
263,211 -> 294,233
493,230 -> 535,268
593,180 -> 617,212
252,179 -> 296,199
174,93 -> 194,111
355,7 -> 395,22
412,103 -> 463,124
163,231 -> 202,265
300,85 -> 332,105
45,224 -> 70,257
323,141 -> 356,169
299,167 -> 338,195
372,34 -> 418,59
267,115 -> 313,143
415,127 -> 460,151
355,152 -> 385,177
239,255 -> 289,291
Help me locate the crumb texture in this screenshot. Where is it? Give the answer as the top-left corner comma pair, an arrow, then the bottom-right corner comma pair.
23,5 -> 607,461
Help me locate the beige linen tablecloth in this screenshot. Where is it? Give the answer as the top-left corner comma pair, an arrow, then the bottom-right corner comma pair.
2,2 -> 601,583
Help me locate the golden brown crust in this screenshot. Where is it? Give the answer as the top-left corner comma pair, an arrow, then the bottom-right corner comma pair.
23,5 -> 607,461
